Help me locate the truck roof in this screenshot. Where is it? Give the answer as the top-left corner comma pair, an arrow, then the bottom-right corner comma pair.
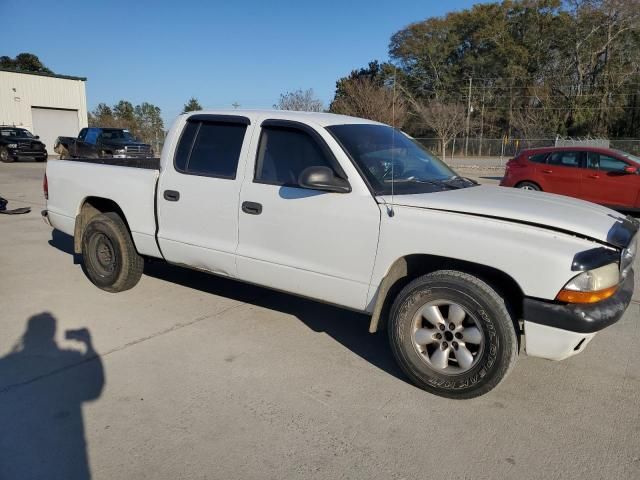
183,109 -> 385,127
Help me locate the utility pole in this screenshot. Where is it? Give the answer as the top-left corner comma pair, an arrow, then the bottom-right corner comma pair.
465,76 -> 472,156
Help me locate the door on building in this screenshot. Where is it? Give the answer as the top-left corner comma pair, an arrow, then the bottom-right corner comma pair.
31,107 -> 79,155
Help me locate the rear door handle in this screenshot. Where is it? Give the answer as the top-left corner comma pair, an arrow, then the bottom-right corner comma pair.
542,169 -> 553,174
164,190 -> 180,202
242,201 -> 262,215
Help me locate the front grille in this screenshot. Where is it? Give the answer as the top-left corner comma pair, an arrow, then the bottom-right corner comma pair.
18,142 -> 31,150
125,145 -> 151,154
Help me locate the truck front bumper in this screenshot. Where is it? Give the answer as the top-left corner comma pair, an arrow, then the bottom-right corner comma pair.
522,271 -> 634,360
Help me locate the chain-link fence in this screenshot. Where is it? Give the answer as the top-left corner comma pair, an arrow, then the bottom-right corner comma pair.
415,137 -> 640,168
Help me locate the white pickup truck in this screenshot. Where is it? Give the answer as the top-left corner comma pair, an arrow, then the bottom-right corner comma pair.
43,110 -> 637,398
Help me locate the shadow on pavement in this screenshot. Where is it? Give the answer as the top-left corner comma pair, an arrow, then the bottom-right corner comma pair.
0,312 -> 104,480
48,229 -> 405,384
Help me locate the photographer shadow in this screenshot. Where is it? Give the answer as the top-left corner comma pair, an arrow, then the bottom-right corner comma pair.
0,313 -> 104,480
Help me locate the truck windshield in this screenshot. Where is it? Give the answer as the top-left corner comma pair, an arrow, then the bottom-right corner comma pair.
327,124 -> 472,195
0,128 -> 34,138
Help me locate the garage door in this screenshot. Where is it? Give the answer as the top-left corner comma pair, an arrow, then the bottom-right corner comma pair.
31,107 -> 79,155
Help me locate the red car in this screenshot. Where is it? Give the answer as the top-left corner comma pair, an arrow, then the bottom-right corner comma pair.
500,146 -> 640,211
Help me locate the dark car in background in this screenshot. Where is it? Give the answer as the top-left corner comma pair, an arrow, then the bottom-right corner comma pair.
0,126 -> 48,163
500,146 -> 640,212
54,127 -> 152,159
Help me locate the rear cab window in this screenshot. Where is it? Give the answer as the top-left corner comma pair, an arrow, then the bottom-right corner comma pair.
174,115 -> 250,179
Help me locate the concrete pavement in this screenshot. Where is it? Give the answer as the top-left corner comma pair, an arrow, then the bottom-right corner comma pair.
1,161 -> 639,480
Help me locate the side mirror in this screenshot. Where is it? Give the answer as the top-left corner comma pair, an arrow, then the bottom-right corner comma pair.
624,166 -> 638,174
298,166 -> 351,193
35,135 -> 40,139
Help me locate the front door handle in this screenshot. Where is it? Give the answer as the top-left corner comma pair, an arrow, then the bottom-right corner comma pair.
542,169 -> 553,174
164,190 -> 180,202
242,201 -> 262,215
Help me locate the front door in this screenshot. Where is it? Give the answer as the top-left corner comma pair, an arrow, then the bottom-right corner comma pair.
581,151 -> 640,208
236,119 -> 381,311
157,114 -> 254,277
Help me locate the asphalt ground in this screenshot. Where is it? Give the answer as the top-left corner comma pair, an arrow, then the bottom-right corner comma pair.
1,160 -> 638,480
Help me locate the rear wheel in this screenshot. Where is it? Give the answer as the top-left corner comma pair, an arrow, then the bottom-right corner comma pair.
0,147 -> 14,163
388,270 -> 517,399
81,212 -> 144,292
516,181 -> 541,191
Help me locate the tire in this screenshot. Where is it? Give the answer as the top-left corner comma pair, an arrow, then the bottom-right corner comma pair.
516,181 -> 541,191
81,212 -> 144,292
0,146 -> 14,163
388,270 -> 517,399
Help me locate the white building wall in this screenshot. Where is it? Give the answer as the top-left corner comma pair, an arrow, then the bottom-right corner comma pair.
0,70 -> 88,133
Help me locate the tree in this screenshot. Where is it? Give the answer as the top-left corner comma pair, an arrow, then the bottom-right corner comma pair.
0,53 -> 53,74
330,77 -> 407,127
403,87 -> 466,159
274,89 -> 323,112
88,100 -> 164,148
182,97 -> 202,113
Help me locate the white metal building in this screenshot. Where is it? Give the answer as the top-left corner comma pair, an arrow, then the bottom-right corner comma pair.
0,68 -> 88,154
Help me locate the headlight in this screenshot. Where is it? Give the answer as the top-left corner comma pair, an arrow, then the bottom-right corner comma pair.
7,143 -> 17,148
556,263 -> 620,303
114,148 -> 126,154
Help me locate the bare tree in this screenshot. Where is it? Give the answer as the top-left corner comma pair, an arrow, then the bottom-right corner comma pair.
330,77 -> 407,127
274,89 -> 323,112
403,89 -> 465,158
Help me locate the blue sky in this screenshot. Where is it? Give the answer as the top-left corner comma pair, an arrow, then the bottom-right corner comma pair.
2,0 -> 479,125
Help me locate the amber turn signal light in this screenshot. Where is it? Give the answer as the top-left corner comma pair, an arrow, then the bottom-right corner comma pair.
555,285 -> 618,304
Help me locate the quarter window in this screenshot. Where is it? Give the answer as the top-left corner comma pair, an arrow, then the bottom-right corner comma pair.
174,120 -> 247,179
255,127 -> 334,186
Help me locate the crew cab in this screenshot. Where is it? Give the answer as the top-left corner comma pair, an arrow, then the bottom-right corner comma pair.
0,126 -> 47,162
42,110 -> 637,398
54,127 -> 152,159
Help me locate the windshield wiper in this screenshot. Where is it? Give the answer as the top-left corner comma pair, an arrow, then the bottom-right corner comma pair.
403,178 -> 462,190
445,175 -> 479,186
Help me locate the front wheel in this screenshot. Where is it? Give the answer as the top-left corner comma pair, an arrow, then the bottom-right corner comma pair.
388,270 -> 517,399
0,146 -> 14,163
81,212 -> 144,292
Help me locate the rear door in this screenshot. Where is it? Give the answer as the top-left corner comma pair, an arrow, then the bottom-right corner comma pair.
236,119 -> 381,310
581,151 -> 639,208
157,114 -> 253,277
541,150 -> 583,197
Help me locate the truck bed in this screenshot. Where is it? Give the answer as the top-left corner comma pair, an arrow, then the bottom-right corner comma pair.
46,157 -> 163,258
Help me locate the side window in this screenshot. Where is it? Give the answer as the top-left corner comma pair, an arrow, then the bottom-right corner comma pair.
174,121 -> 247,179
528,153 -> 548,164
598,155 -> 628,172
84,128 -> 100,145
255,127 -> 333,186
548,151 -> 581,168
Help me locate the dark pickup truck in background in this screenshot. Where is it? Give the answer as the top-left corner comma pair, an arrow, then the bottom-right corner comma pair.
0,126 -> 48,163
54,127 -> 152,159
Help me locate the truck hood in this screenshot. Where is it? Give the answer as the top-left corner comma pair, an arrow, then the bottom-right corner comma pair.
102,139 -> 150,147
378,185 -> 638,248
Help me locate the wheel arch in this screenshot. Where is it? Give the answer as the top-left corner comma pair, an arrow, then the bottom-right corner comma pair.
74,196 -> 131,254
368,254 -> 524,334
